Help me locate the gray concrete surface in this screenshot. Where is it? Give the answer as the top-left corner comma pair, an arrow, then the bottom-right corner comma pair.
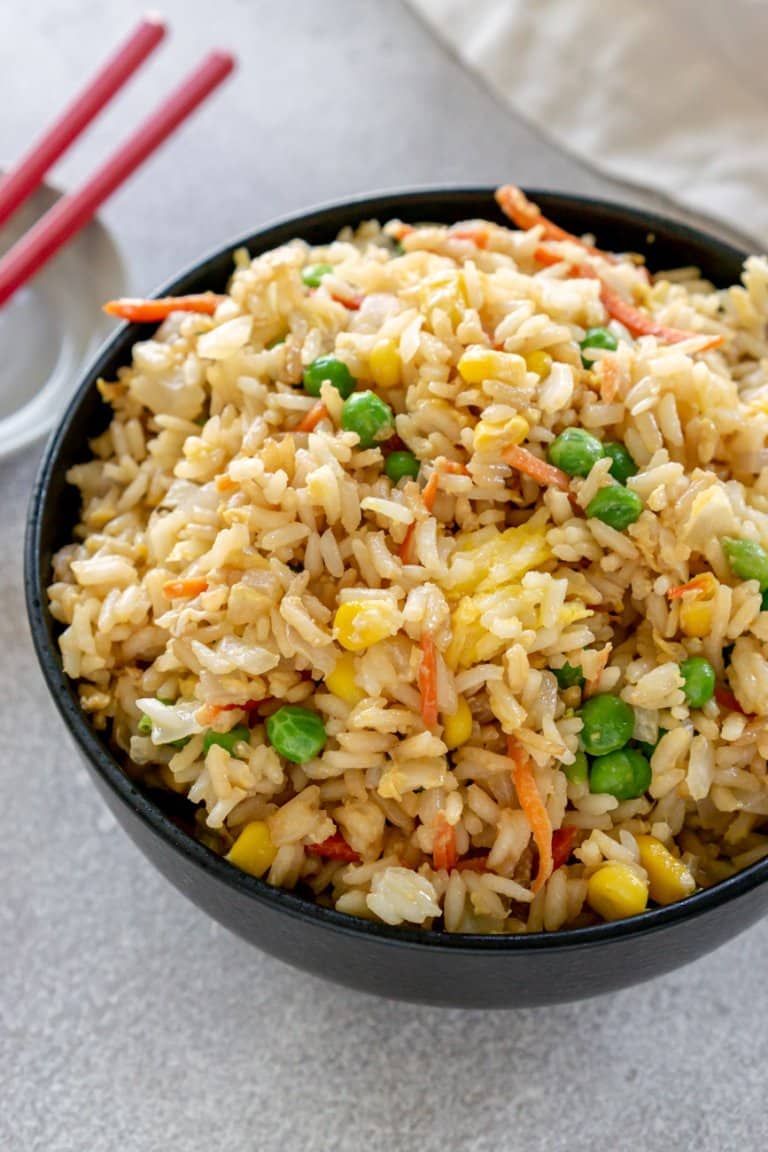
3,2 -> 766,1149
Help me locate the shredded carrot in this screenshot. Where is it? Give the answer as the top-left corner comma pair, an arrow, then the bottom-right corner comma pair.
422,458 -> 469,512
451,226 -> 489,248
502,444 -> 570,492
297,401 -> 329,433
595,277 -> 725,348
306,833 -> 360,863
241,697 -> 270,713
421,470 -> 441,512
551,826 -> 577,871
498,189 -> 724,350
714,685 -> 753,717
667,573 -> 715,600
507,737 -> 553,894
209,698 -> 269,718
578,263 -> 725,347
103,294 -> 224,322
533,244 -> 569,268
418,633 -> 439,728
329,288 -> 363,310
399,522 -> 417,564
162,578 -> 208,599
390,222 -> 415,241
456,854 -> 489,873
432,813 -> 458,871
495,185 -> 616,263
441,460 -> 469,476
497,185 -> 568,238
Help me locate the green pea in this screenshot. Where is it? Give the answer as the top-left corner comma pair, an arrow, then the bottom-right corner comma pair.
302,262 -> 333,288
586,485 -> 643,531
589,748 -> 651,800
266,705 -> 327,764
552,662 -> 585,690
761,591 -> 768,612
722,537 -> 768,590
341,390 -> 395,449
580,326 -> 618,368
548,428 -> 605,478
391,240 -> 406,256
679,656 -> 716,709
603,441 -> 637,485
579,693 -> 635,756
385,450 -> 420,484
303,355 -> 357,399
562,749 -> 589,784
203,724 -> 251,757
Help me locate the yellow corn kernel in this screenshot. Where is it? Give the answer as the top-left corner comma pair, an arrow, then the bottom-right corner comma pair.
457,347 -> 525,384
679,598 -> 713,637
369,339 -> 401,389
524,350 -> 553,377
679,599 -> 713,637
677,573 -> 718,638
473,414 -> 529,453
442,695 -> 473,750
333,599 -> 401,652
586,862 -> 648,922
325,652 -> 365,705
226,821 -> 277,878
635,835 -> 696,906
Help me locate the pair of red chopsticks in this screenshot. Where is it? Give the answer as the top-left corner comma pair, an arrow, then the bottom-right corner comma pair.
0,17 -> 235,308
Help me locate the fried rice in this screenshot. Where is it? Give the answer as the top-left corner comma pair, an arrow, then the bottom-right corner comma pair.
47,186 -> 768,934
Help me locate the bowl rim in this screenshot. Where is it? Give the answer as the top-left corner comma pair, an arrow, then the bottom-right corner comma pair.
26,184 -> 768,953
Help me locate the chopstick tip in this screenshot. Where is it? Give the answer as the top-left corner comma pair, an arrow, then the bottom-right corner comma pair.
209,49 -> 237,76
141,11 -> 168,34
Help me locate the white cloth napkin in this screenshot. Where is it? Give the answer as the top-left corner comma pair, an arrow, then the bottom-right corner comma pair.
409,0 -> 768,247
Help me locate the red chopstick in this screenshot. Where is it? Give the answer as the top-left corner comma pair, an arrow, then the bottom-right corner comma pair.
0,51 -> 235,309
0,16 -> 167,231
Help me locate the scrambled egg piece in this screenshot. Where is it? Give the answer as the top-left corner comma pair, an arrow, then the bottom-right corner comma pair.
443,521 -> 551,597
440,520 -> 590,668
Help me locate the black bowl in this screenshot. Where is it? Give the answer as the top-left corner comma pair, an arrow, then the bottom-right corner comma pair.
26,189 -> 768,1008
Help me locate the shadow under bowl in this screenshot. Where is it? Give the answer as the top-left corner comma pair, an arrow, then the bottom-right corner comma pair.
25,188 -> 768,1008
